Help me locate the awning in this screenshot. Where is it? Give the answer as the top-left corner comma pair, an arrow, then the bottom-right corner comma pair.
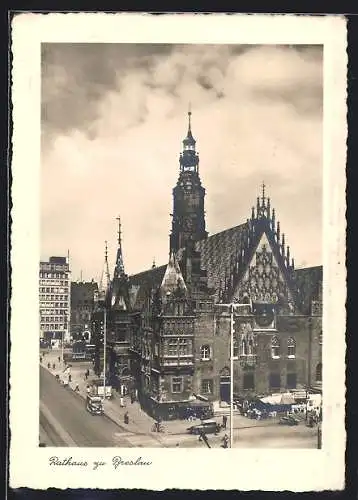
193,393 -> 209,402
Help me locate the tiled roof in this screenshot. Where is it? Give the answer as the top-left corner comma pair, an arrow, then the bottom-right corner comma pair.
195,224 -> 247,297
128,227 -> 323,313
294,265 -> 323,314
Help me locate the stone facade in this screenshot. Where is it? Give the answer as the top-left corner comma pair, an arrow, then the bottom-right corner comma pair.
92,112 -> 323,419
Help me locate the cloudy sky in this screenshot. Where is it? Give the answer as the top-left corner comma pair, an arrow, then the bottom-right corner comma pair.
41,43 -> 323,282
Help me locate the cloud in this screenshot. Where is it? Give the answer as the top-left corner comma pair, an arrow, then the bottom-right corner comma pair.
41,43 -> 322,281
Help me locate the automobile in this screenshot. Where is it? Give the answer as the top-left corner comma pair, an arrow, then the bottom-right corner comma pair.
187,419 -> 221,435
279,415 -> 300,426
86,395 -> 104,415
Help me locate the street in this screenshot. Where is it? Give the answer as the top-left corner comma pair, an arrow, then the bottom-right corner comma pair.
39,352 -> 318,449
40,366 -> 133,447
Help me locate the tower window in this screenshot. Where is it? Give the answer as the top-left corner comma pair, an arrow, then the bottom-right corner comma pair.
200,345 -> 211,361
172,376 -> 183,393
287,337 -> 296,358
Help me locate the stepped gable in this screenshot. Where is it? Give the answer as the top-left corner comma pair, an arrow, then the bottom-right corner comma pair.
195,224 -> 247,299
294,265 -> 323,314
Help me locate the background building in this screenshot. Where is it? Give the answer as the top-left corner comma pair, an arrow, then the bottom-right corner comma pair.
39,256 -> 71,346
70,280 -> 98,342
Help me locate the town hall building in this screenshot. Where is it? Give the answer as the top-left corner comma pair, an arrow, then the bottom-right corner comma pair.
92,111 -> 323,420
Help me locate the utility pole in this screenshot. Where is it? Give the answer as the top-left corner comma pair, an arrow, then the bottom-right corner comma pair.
103,307 -> 107,401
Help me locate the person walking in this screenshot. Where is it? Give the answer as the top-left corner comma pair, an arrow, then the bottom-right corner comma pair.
47,362 -> 51,369
58,356 -> 61,363
120,396 -> 125,407
75,383 -> 80,392
124,412 -> 129,424
222,434 -> 229,448
52,363 -> 56,370
68,374 -> 72,383
222,414 -> 227,430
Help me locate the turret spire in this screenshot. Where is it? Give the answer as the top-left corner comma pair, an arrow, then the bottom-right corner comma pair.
113,215 -> 125,279
99,240 -> 111,298
261,181 -> 266,206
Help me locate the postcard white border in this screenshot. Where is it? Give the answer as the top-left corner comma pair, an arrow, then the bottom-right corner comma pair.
10,13 -> 347,490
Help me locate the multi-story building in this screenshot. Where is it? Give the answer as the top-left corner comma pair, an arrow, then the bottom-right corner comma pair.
92,226 -> 133,393
93,110 -> 323,419
70,280 -> 98,342
39,256 -> 71,346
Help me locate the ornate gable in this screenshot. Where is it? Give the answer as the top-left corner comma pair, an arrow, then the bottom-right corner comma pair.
234,231 -> 293,305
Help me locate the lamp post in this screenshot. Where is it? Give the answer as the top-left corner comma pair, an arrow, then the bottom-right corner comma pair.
103,307 -> 107,401
216,302 -> 236,448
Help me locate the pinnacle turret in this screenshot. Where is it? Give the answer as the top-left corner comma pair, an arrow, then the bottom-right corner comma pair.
113,215 -> 126,279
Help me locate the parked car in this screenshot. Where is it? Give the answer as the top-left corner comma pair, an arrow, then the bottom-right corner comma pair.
187,419 -> 221,435
279,415 -> 299,426
86,395 -> 104,415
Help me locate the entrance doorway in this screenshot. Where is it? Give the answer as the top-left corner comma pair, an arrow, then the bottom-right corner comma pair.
220,376 -> 230,403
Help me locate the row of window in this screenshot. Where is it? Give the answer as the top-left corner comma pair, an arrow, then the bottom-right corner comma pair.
39,288 -> 68,295
41,316 -> 67,322
40,302 -> 69,309
41,309 -> 67,316
39,272 -> 67,279
199,337 -> 297,361
169,367 -> 323,396
40,324 -> 66,331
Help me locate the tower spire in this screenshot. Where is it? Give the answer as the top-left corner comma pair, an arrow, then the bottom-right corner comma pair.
188,102 -> 192,133
261,181 -> 266,205
113,215 -> 125,279
99,240 -> 111,298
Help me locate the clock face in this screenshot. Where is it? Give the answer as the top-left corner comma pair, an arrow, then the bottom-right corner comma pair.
255,312 -> 274,328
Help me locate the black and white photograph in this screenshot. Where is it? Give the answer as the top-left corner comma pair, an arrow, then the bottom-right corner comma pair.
10,14 -> 346,491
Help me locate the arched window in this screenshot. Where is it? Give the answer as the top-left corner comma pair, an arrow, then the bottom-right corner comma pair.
233,338 -> 239,359
287,337 -> 296,358
200,345 -> 211,361
241,338 -> 248,356
316,363 -> 322,382
248,338 -> 254,356
271,336 -> 280,359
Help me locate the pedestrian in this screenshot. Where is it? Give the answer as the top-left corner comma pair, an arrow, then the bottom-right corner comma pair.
130,393 -> 135,404
40,356 -> 42,363
222,434 -> 229,448
75,383 -> 80,392
124,412 -> 129,424
58,356 -> 60,363
120,396 -> 125,407
47,362 -> 50,369
68,374 -> 72,383
222,414 -> 227,429
52,363 -> 56,369
86,385 -> 91,395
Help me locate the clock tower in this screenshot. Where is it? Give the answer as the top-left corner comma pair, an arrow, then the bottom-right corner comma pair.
170,109 -> 208,253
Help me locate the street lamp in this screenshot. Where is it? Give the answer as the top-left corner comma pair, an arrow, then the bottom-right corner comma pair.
103,307 -> 107,402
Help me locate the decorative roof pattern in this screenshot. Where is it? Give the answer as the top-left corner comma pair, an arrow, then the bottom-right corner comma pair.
195,224 -> 247,298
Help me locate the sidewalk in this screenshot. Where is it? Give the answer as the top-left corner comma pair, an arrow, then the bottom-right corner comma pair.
39,349 -> 283,446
